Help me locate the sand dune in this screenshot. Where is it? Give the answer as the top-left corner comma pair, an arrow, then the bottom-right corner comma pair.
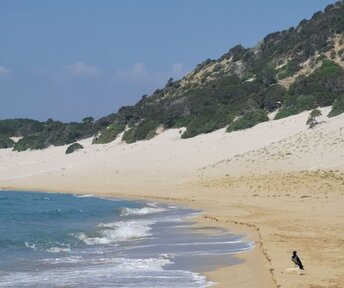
1,107 -> 343,288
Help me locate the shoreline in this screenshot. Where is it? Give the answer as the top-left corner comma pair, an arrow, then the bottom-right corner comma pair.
2,167 -> 344,287
1,109 -> 344,287
1,186 -> 275,288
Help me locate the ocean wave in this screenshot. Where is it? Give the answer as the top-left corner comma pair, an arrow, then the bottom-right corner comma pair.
73,220 -> 154,245
24,242 -> 37,250
73,194 -> 95,198
45,256 -> 172,271
46,246 -> 71,253
42,256 -> 83,264
116,257 -> 172,271
0,257 -> 212,288
120,206 -> 167,216
146,202 -> 158,207
43,256 -> 173,272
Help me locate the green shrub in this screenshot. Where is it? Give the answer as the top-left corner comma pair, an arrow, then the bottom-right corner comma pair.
122,120 -> 159,143
65,143 -> 84,154
0,136 -> 14,149
288,59 -> 344,108
13,135 -> 47,152
307,109 -> 322,128
227,109 -> 268,132
93,122 -> 125,144
277,60 -> 300,79
328,94 -> 344,117
295,95 -> 317,111
122,128 -> 136,144
313,59 -> 342,79
274,106 -> 298,120
172,116 -> 193,128
262,85 -> 287,111
274,94 -> 318,120
0,119 -> 44,137
181,112 -> 232,139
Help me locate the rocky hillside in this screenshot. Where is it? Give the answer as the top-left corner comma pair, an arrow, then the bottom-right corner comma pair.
1,1 -> 344,151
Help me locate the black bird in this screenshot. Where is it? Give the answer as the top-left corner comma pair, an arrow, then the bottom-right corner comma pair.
291,251 -> 304,270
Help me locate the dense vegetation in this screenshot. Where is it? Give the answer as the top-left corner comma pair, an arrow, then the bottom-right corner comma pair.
328,94 -> 344,116
92,122 -> 125,144
227,110 -> 269,132
1,1 -> 344,150
5,116 -> 116,151
122,120 -> 159,143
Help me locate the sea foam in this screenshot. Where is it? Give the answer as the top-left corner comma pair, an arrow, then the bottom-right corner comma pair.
73,220 -> 154,245
0,256 -> 211,288
120,206 -> 167,216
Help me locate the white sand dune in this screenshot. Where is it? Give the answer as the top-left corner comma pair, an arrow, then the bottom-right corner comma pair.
1,107 -> 343,288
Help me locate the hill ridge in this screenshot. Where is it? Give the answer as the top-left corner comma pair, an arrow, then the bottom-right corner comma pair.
1,0 -> 344,151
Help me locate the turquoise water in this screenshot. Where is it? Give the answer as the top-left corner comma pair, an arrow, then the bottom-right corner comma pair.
0,191 -> 252,287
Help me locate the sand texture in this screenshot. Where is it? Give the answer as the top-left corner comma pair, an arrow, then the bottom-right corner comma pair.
1,107 -> 344,288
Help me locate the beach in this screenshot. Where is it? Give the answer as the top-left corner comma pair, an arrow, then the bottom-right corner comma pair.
1,107 -> 344,287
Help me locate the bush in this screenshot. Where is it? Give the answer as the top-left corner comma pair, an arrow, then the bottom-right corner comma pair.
275,94 -> 316,120
13,135 -> 47,151
172,116 -> 193,129
227,109 -> 268,132
289,60 -> 344,107
262,85 -> 287,111
277,60 -> 300,79
181,112 -> 232,139
274,106 -> 298,120
0,136 -> 14,149
307,109 -> 322,128
93,122 -> 125,144
295,95 -> 317,111
313,59 -> 342,79
0,119 -> 44,138
122,120 -> 159,144
65,143 -> 84,154
328,94 -> 344,117
122,128 -> 136,144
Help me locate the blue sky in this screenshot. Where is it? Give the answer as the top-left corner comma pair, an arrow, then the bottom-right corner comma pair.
0,0 -> 336,121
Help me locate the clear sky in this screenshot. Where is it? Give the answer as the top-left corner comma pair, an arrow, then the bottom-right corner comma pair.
0,0 -> 336,122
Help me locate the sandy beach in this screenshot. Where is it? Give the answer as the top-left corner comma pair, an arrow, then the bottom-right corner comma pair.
1,107 -> 344,288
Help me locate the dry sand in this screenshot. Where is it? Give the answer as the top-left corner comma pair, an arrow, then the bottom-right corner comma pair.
1,107 -> 343,287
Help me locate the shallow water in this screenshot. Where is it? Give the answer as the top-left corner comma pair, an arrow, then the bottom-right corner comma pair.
0,191 -> 252,287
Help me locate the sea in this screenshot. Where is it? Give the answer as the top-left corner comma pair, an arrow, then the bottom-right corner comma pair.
0,191 -> 252,288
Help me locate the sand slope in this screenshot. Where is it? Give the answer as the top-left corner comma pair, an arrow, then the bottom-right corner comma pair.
1,107 -> 343,288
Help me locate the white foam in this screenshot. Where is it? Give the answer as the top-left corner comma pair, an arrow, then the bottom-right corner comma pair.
116,257 -> 172,271
146,202 -> 158,207
24,242 -> 36,250
43,256 -> 83,264
73,220 -> 154,245
0,257 -> 211,288
74,194 -> 94,198
121,206 -> 167,216
46,246 -> 71,253
42,256 -> 170,269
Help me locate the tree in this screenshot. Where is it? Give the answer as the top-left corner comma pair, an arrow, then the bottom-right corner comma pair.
306,109 -> 322,128
165,78 -> 174,87
82,116 -> 94,124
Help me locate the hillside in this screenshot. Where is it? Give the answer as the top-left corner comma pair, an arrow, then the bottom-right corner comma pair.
1,0 -> 344,151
